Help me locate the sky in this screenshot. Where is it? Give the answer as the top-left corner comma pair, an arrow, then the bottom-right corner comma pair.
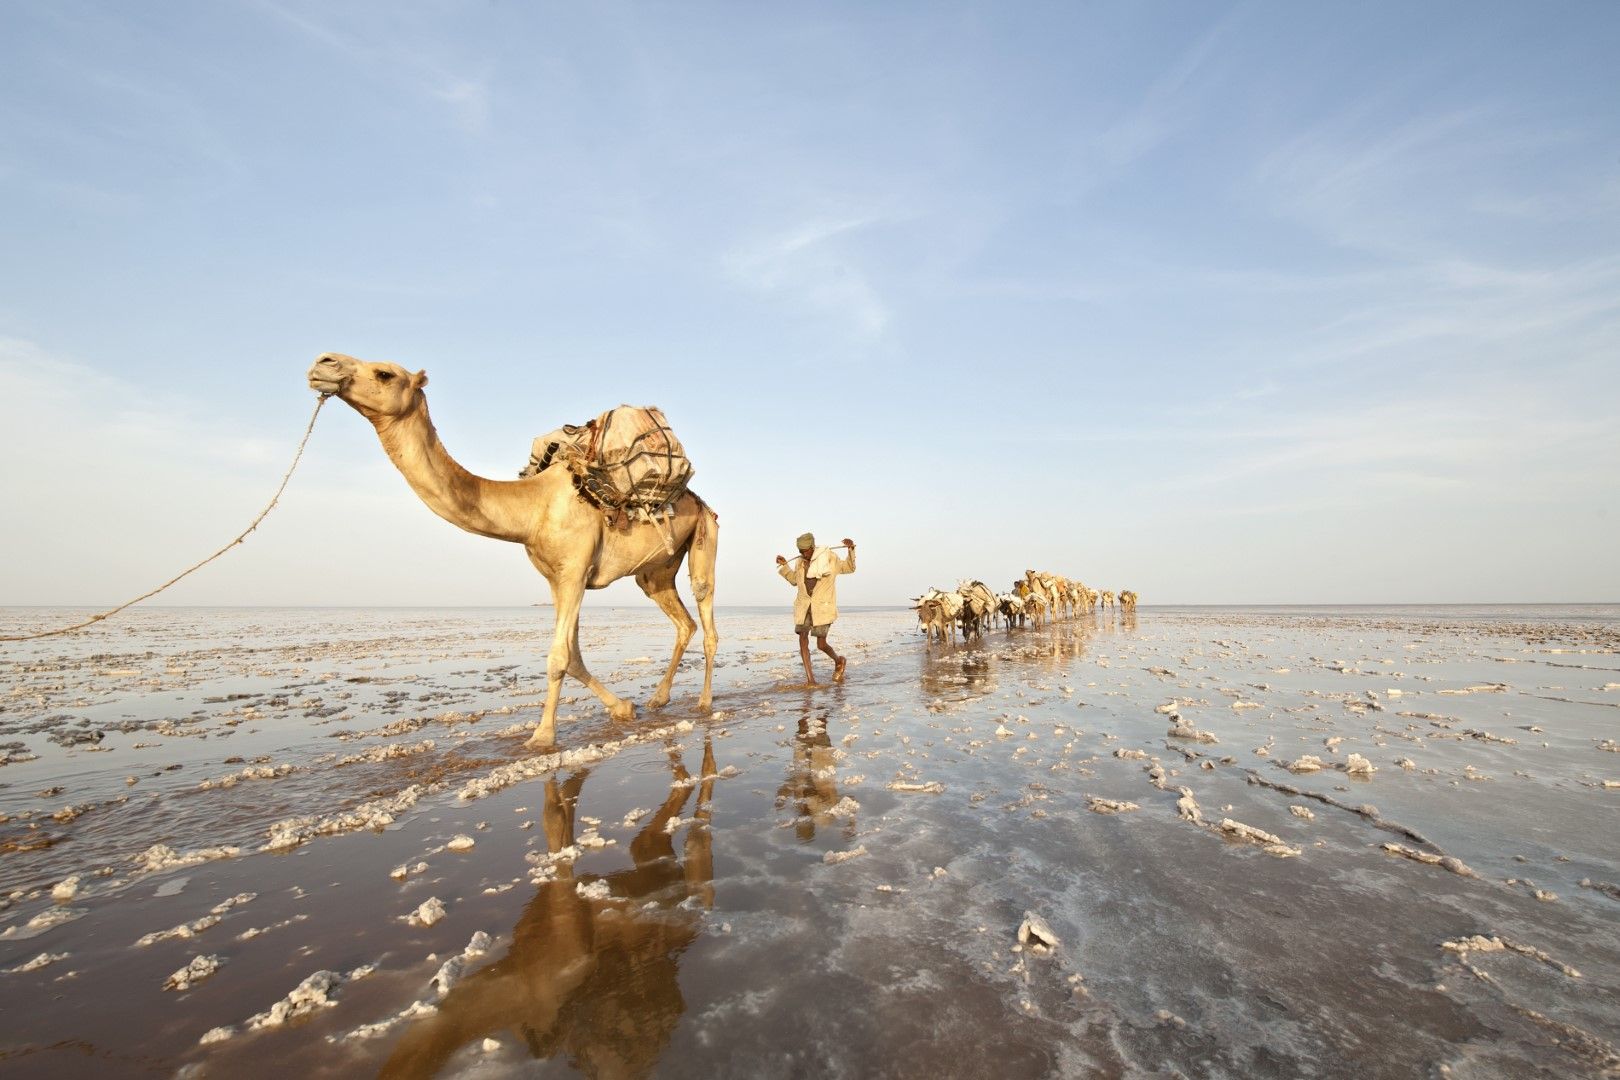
2,0 -> 1617,610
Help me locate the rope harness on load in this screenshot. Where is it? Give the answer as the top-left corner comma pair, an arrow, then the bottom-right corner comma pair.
0,395 -> 330,643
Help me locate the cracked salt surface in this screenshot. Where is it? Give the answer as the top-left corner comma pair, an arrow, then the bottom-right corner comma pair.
3,604 -> 1619,1078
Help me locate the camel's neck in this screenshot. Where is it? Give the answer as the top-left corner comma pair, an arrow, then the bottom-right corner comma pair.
369,398 -> 532,544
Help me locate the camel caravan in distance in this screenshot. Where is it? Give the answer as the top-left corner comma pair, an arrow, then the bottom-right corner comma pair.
912,570 -> 1139,645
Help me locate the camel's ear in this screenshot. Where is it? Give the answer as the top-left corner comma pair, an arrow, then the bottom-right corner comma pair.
412,370 -> 429,390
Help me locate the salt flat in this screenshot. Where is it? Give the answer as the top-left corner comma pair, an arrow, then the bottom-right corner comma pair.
2,604 -> 1617,1078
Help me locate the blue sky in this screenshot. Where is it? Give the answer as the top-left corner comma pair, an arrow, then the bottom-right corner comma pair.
2,1 -> 1617,608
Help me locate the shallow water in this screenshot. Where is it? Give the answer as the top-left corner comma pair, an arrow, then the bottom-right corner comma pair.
2,605 -> 1618,1078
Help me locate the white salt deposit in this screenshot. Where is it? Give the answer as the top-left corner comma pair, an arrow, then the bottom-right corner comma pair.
164,954 -> 223,991
135,844 -> 241,873
576,880 -> 613,901
430,931 -> 494,999
263,785 -> 427,851
243,966 -> 372,1029
1,907 -> 87,941
1017,912 -> 1061,954
6,951 -> 70,973
887,780 -> 945,794
135,915 -> 221,947
405,898 -> 447,927
1344,753 -> 1376,777
823,846 -> 869,864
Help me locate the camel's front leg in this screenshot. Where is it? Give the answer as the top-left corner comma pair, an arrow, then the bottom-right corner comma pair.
565,615 -> 634,723
528,576 -> 631,750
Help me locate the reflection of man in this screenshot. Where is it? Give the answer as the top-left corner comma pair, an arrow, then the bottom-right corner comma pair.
776,710 -> 849,841
775,532 -> 856,685
380,742 -> 718,1080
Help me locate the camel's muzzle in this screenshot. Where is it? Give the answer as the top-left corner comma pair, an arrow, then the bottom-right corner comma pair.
307,354 -> 353,395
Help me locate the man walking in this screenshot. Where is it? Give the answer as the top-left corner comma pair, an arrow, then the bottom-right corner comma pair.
776,532 -> 857,685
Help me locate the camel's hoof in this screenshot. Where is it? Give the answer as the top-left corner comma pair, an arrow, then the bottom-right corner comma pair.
646,692 -> 670,710
609,701 -> 636,722
697,695 -> 712,713
525,731 -> 557,752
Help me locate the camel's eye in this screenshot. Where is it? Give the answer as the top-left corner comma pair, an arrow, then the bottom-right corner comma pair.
375,371 -> 396,382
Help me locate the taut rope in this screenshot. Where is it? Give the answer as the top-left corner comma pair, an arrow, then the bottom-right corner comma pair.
0,395 -> 331,643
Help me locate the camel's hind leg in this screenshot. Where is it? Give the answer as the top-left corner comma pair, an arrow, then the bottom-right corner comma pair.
687,503 -> 719,711
637,564 -> 695,710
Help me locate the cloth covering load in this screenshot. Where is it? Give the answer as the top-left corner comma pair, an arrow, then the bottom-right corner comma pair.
520,405 -> 695,525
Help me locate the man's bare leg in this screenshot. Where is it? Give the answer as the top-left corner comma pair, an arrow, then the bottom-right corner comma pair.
798,630 -> 817,685
818,634 -> 846,682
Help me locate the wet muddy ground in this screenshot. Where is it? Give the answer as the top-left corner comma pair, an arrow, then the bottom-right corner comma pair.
2,604 -> 1617,1078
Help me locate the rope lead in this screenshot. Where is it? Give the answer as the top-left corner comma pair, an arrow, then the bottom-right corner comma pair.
0,394 -> 331,643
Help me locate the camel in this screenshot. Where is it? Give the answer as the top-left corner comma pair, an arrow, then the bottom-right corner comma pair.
1119,589 -> 1138,614
1024,570 -> 1059,621
307,353 -> 718,749
1011,579 -> 1047,631
914,588 -> 960,645
957,580 -> 997,640
1101,590 -> 1115,612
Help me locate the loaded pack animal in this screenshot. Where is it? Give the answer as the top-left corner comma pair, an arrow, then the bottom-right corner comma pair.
307,353 -> 718,748
914,588 -> 961,645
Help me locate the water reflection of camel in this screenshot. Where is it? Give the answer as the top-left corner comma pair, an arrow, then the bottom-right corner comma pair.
379,740 -> 717,1080
918,652 -> 996,703
776,707 -> 852,841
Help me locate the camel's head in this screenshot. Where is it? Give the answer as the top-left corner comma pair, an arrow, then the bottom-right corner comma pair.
307,353 -> 428,419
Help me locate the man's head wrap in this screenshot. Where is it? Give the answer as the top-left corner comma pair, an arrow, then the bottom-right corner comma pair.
796,532 -> 815,551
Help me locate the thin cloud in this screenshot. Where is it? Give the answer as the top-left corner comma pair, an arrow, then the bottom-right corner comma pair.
250,0 -> 493,135
723,212 -> 895,342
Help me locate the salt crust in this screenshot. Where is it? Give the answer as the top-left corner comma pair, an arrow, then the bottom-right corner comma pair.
456,721 -> 696,802
1343,753 -> 1376,777
887,780 -> 945,794
197,763 -> 295,790
6,951 -> 69,973
135,893 -> 255,947
1382,843 -> 1478,878
334,739 -> 436,767
1167,720 -> 1218,744
1217,819 -> 1302,858
202,962 -> 378,1043
0,907 -> 86,940
263,785 -> 431,851
1017,912 -> 1060,954
405,898 -> 446,927
135,844 -> 241,873
576,880 -> 613,901
823,846 -> 868,864
826,796 -> 860,818
1441,935 -> 1581,978
164,954 -> 223,991
339,932 -> 492,1042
